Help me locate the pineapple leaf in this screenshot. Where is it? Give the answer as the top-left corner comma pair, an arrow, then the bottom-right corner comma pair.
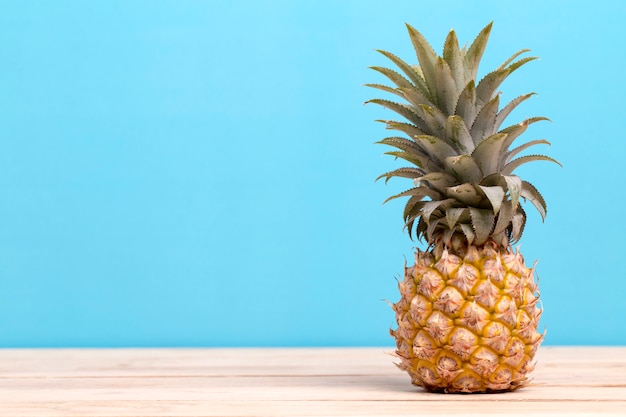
469,207 -> 495,245
406,24 -> 439,101
520,180 -> 547,220
502,154 -> 562,176
435,56 -> 458,115
471,132 -> 508,175
478,185 -> 506,215
510,207 -> 527,243
493,200 -> 513,237
459,223 -> 475,245
376,49 -> 431,99
414,134 -> 457,163
443,29 -> 465,90
370,22 -> 557,245
399,88 -> 435,117
403,195 -> 427,219
376,167 -> 426,184
470,95 -> 500,144
464,22 -> 493,83
505,55 -> 539,73
417,104 -> 447,138
377,136 -> 446,171
503,175 -> 522,211
384,151 -> 442,172
426,217 -> 444,242
378,120 -> 427,138
475,56 -> 537,105
494,93 -> 536,132
446,183 -> 483,206
365,99 -> 424,126
506,139 -> 551,163
369,66 -> 414,90
364,83 -> 404,99
377,136 -> 424,153
422,198 -> 457,224
444,154 -> 483,183
416,172 -> 457,193
443,228 -> 457,246
445,115 -> 474,153
497,48 -> 531,70
474,68 -> 507,106
479,172 -> 506,187
499,117 -> 551,159
383,186 -> 442,205
455,80 -> 477,126
413,217 -> 428,241
446,207 -> 469,229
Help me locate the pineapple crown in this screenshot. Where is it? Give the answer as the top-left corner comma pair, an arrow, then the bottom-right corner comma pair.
367,22 -> 560,249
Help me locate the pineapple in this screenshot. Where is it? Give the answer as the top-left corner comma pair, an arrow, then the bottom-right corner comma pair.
367,22 -> 559,393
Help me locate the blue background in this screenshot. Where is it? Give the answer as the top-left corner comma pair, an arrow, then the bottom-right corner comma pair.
1,0 -> 624,347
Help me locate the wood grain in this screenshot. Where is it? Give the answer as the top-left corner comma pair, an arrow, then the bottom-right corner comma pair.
0,347 -> 624,416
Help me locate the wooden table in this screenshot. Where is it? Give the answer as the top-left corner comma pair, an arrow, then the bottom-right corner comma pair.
0,347 -> 625,416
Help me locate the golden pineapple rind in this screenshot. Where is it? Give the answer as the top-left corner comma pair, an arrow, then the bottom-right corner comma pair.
391,244 -> 543,393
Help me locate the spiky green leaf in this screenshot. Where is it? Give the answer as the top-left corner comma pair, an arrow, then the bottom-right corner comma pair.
446,183 -> 483,206
442,29 -> 464,89
470,95 -> 500,144
376,167 -> 426,184
464,22 -> 493,83
446,207 -> 469,229
499,117 -> 551,156
494,93 -> 536,132
471,132 -> 508,175
469,207 -> 495,245
445,115 -> 473,153
510,208 -> 526,243
502,154 -> 562,176
422,198 -> 457,223
364,83 -> 404,99
369,66 -> 414,90
378,120 -> 427,138
444,154 -> 483,183
376,49 -> 431,99
435,56 -> 458,114
455,80 -> 477,126
493,200 -> 513,237
478,185 -> 506,215
366,99 -> 423,126
503,175 -> 522,211
414,134 -> 457,163
406,23 -> 439,100
506,139 -> 551,163
383,186 -> 442,205
417,104 -> 447,138
497,48 -> 531,70
416,172 -> 458,193
377,136 -> 424,154
475,56 -> 537,105
384,151 -> 442,172
398,87 -> 435,115
521,180 -> 547,220
459,223 -> 475,245
403,196 -> 428,222
426,217 -> 445,242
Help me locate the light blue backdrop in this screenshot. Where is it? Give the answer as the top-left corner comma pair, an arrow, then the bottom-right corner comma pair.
1,0 -> 624,347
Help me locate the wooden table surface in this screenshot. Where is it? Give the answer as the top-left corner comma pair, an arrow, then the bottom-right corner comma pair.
0,347 -> 625,416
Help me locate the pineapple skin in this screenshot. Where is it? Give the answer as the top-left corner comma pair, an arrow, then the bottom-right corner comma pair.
391,243 -> 543,393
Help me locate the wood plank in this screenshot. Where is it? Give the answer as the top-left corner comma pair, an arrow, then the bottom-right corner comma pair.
2,400 -> 626,417
0,347 -> 624,417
